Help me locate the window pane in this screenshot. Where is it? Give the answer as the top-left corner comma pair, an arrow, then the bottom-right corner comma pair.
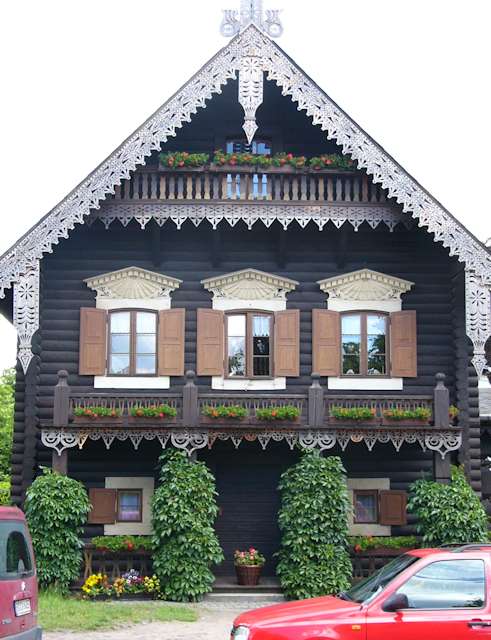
6,531 -> 32,575
136,355 -> 156,374
228,315 -> 246,337
354,493 -> 377,523
136,334 -> 156,354
343,355 -> 360,375
111,334 -> 130,354
118,491 -> 141,522
253,357 -> 270,376
398,560 -> 485,609
342,314 -> 361,335
252,316 -> 270,337
368,355 -> 386,375
368,335 -> 386,356
367,314 -> 386,335
111,312 -> 130,333
110,355 -> 130,375
228,337 -> 245,376
136,312 -> 156,333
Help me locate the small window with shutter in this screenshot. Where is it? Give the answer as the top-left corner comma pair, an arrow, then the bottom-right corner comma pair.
352,488 -> 407,527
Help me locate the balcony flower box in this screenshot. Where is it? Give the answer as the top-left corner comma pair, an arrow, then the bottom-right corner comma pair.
128,404 -> 177,424
72,407 -> 122,425
201,405 -> 248,424
328,406 -> 377,426
382,408 -> 431,426
255,405 -> 301,424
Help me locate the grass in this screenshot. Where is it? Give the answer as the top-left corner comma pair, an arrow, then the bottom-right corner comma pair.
39,591 -> 198,632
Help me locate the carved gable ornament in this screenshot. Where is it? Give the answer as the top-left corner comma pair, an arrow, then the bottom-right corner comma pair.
84,267 -> 182,299
201,268 -> 298,299
318,269 -> 414,301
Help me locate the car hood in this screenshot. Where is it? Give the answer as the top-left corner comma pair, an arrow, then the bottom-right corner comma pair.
234,595 -> 361,628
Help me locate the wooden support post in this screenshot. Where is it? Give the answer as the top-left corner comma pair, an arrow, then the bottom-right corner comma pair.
182,370 -> 199,427
308,372 -> 324,428
434,372 -> 451,483
53,370 -> 70,427
52,450 -> 68,475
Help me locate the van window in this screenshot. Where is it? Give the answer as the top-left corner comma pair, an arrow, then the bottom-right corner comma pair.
0,521 -> 34,579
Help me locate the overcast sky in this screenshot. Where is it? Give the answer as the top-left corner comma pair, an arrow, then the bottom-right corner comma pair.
0,0 -> 490,373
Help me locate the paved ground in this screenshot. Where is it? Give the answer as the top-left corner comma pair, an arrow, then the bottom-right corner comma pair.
45,606 -> 243,640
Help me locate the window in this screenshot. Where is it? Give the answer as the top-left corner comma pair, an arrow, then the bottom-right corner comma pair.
226,312 -> 273,378
109,310 -> 157,376
117,490 -> 142,523
353,490 -> 378,523
341,312 -> 388,376
226,139 -> 272,155
397,560 -> 485,609
0,522 -> 34,580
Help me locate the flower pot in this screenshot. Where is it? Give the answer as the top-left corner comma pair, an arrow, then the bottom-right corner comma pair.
381,417 -> 430,427
235,564 -> 263,586
127,415 -> 176,425
201,416 -> 246,425
73,415 -> 122,426
328,417 -> 377,426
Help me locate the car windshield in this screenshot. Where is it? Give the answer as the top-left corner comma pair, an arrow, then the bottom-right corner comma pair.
0,520 -> 34,580
344,554 -> 418,604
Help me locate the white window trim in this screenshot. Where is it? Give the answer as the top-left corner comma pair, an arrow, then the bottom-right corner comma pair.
348,477 -> 391,536
327,299 -> 402,390
104,476 -> 154,536
95,297 -> 170,389
212,298 -> 286,391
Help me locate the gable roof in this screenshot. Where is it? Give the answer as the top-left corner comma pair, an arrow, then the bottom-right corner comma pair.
2,23 -> 490,376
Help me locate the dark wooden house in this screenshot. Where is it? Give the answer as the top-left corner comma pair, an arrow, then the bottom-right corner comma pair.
1,1 -> 490,575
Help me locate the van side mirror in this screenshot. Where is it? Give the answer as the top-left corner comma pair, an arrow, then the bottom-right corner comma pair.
383,592 -> 409,612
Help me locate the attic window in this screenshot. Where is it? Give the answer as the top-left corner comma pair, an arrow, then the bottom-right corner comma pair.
226,139 -> 271,155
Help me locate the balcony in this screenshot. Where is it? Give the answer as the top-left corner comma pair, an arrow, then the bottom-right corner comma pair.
41,372 -> 462,459
109,165 -> 388,206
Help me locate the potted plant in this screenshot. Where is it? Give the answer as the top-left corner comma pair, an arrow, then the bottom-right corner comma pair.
159,151 -> 209,170
329,406 -> 376,425
128,404 -> 177,423
255,405 -> 301,423
234,548 -> 266,586
309,154 -> 356,171
202,404 -> 248,423
449,405 -> 459,425
382,407 -> 431,426
73,406 -> 122,425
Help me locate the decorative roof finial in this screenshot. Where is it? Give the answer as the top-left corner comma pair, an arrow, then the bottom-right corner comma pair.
220,0 -> 283,38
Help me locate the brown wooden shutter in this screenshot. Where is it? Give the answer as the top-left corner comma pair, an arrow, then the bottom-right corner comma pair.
88,488 -> 116,524
390,310 -> 417,377
158,309 -> 185,376
312,309 -> 340,376
79,308 -> 107,376
379,490 -> 407,526
196,309 -> 224,376
274,309 -> 300,377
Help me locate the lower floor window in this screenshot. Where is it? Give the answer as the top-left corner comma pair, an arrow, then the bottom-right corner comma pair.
353,490 -> 378,523
117,490 -> 142,522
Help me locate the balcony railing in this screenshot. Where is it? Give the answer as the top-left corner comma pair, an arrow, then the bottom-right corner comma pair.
50,371 -> 452,431
109,166 -> 388,205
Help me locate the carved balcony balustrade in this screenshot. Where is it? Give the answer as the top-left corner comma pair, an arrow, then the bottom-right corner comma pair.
109,166 -> 388,205
41,371 -> 462,462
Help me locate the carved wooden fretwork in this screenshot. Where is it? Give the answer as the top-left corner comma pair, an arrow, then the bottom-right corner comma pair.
90,203 -> 411,232
41,426 -> 462,458
84,266 -> 182,300
466,269 -> 491,376
13,264 -> 39,373
201,268 -> 298,300
318,269 -> 414,301
1,25 -> 489,372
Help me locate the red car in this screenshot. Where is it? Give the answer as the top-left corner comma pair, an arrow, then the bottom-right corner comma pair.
0,507 -> 41,639
232,545 -> 491,640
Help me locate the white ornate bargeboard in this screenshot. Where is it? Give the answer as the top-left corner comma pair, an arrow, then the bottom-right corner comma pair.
1,22 -> 489,375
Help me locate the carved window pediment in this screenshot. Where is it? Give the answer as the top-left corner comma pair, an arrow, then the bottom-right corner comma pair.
317,269 -> 414,301
84,266 -> 182,300
201,268 -> 298,300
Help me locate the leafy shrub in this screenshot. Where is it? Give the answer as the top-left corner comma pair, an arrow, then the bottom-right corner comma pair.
408,466 -> 487,545
25,468 -> 90,592
256,405 -> 301,421
202,405 -> 248,419
330,406 -> 375,421
151,450 -> 224,601
91,535 -> 153,552
73,406 -> 121,418
277,452 -> 352,599
383,407 -> 431,421
349,535 -> 418,552
0,369 -> 15,480
0,480 -> 10,505
130,404 -> 177,418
